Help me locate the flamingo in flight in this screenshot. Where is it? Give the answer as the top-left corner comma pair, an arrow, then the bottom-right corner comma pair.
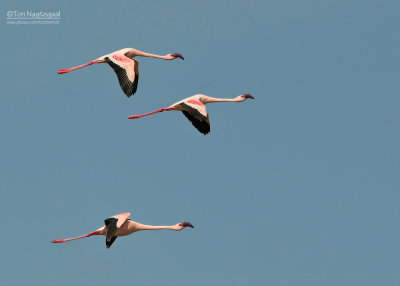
57,48 -> 184,97
52,212 -> 194,248
128,94 -> 254,135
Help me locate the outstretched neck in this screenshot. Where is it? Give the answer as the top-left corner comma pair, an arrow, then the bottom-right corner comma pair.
128,49 -> 169,60
135,223 -> 178,231
204,96 -> 244,104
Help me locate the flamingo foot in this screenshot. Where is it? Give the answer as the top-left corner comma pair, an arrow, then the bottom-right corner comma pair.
57,69 -> 70,74
128,115 -> 140,119
52,239 -> 64,243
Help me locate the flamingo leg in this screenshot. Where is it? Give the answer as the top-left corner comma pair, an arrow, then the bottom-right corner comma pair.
128,107 -> 175,119
52,231 -> 98,243
57,60 -> 104,74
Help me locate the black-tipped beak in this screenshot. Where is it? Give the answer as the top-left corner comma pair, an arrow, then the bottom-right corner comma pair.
172,53 -> 184,60
180,222 -> 194,228
241,94 -> 254,99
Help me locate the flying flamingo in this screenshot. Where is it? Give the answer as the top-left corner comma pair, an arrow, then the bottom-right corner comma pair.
57,48 -> 184,97
128,94 -> 254,135
52,212 -> 194,248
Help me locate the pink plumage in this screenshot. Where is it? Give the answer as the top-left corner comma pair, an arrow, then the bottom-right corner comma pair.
128,94 -> 254,135
52,212 -> 193,249
57,48 -> 184,97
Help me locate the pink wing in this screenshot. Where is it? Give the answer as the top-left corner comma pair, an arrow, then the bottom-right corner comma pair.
111,212 -> 131,228
105,53 -> 139,97
179,99 -> 210,135
104,212 -> 131,248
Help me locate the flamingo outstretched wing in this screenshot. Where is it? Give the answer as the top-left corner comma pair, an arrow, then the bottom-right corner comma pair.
104,212 -> 131,248
179,100 -> 210,135
105,54 -> 139,97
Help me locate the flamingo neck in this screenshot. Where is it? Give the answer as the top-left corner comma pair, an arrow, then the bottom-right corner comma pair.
129,49 -> 169,60
206,97 -> 241,103
135,223 -> 176,231
144,53 -> 169,60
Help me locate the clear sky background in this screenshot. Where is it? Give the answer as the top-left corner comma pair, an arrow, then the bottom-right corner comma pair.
1,0 -> 399,285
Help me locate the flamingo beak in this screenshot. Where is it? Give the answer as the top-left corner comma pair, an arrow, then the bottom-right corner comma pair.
172,53 -> 184,60
179,222 -> 194,228
241,94 -> 254,99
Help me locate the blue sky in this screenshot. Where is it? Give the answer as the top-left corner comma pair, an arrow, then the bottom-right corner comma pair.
1,0 -> 399,285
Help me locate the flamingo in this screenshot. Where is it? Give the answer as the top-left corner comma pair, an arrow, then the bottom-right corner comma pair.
57,48 -> 184,97
52,212 -> 194,248
128,94 -> 254,135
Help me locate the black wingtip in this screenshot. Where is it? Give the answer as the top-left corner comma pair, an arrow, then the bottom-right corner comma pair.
106,241 -> 112,249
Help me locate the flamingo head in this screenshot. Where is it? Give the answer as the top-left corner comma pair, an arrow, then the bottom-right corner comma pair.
171,53 -> 184,60
178,221 -> 194,229
241,94 -> 254,100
